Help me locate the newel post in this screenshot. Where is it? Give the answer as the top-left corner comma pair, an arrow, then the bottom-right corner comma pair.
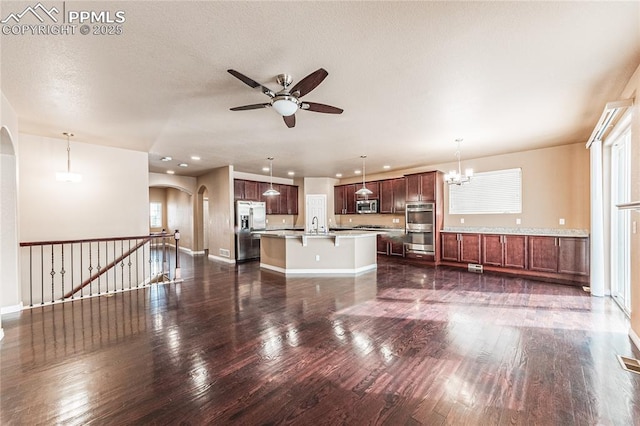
174,229 -> 181,280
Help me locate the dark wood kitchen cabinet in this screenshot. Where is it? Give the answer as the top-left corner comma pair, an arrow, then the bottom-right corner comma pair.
377,234 -> 404,257
482,234 -> 527,269
235,179 -> 298,215
234,179 -> 259,201
334,184 -> 357,215
529,236 -> 589,276
405,171 -> 437,202
285,185 -> 298,215
440,232 -> 481,263
379,178 -> 406,214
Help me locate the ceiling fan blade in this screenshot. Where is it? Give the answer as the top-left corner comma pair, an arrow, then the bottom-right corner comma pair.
301,102 -> 343,114
227,69 -> 275,97
230,103 -> 271,111
283,114 -> 296,128
290,68 -> 328,98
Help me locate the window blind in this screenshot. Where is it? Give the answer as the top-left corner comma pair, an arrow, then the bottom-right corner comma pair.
449,168 -> 522,214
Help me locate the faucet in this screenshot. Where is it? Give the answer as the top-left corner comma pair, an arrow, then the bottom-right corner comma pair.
312,216 -> 319,234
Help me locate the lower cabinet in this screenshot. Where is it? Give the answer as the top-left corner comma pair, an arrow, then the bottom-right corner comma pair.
377,234 -> 405,257
440,232 -> 481,264
482,234 -> 527,269
441,232 -> 589,285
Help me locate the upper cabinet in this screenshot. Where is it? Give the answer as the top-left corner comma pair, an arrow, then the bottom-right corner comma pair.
334,184 -> 357,215
379,178 -> 406,214
234,179 -> 298,215
406,172 -> 437,202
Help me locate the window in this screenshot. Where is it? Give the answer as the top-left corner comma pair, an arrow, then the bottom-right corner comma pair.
449,168 -> 522,214
149,202 -> 162,228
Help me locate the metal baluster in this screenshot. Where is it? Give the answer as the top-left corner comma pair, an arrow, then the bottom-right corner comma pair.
105,241 -> 109,293
121,240 -> 125,291
80,243 -> 83,298
135,238 -> 139,288
88,242 -> 93,296
97,241 -> 101,294
128,239 -> 132,288
71,244 -> 75,300
29,246 -> 33,307
113,241 -> 117,293
61,244 -> 66,301
50,244 -> 55,303
40,245 -> 44,305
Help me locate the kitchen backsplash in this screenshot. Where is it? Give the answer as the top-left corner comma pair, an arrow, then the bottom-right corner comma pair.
335,214 -> 405,229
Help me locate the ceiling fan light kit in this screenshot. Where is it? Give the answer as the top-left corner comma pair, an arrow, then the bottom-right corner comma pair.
228,68 -> 343,128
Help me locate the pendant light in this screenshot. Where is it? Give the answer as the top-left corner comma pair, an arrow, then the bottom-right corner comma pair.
354,155 -> 373,197
444,139 -> 473,186
262,157 -> 280,196
56,132 -> 83,182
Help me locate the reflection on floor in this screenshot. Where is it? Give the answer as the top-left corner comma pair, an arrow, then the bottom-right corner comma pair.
1,255 -> 639,424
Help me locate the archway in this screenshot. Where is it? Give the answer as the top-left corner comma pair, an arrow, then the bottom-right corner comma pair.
1,126 -> 20,315
195,185 -> 210,255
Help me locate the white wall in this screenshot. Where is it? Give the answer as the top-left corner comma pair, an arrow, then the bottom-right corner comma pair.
18,133 -> 149,241
0,92 -> 20,327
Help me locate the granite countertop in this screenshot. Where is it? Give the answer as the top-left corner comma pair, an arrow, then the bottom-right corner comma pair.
442,227 -> 589,237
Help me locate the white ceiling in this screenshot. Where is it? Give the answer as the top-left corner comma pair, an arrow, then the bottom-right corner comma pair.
1,1 -> 639,179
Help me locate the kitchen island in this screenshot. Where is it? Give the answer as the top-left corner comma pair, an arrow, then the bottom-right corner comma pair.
257,230 -> 378,275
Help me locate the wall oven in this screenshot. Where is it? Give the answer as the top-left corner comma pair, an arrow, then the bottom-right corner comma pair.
405,202 -> 435,255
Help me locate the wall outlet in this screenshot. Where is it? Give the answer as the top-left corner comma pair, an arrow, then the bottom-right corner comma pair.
349,218 -> 352,222
559,218 -> 565,225
315,255 -> 320,261
282,219 -> 286,223
266,219 -> 269,224
516,218 -> 521,225
460,218 -> 465,224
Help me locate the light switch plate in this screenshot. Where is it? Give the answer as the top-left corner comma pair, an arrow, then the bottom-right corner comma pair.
516,218 -> 521,225
460,218 -> 465,224
559,218 -> 565,225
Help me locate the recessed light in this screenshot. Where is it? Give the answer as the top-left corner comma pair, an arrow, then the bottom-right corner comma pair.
287,171 -> 295,176
354,170 -> 361,175
335,173 -> 343,178
262,167 -> 270,172
166,170 -> 175,175
383,165 -> 391,169
190,156 -> 201,161
178,163 -> 188,167
161,156 -> 172,162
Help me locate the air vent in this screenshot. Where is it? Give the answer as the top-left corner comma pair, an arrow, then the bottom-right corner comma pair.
219,248 -> 230,257
468,263 -> 483,273
618,355 -> 640,375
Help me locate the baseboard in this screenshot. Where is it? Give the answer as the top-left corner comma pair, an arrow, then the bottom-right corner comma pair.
630,327 -> 640,352
260,263 -> 377,276
1,302 -> 23,315
208,254 -> 236,264
0,328 -> 4,341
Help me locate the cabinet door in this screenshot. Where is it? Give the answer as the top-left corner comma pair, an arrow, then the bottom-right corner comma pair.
504,235 -> 527,269
379,180 -> 394,214
376,235 -> 388,255
393,178 -> 406,213
482,235 -> 504,267
420,172 -> 436,201
441,233 -> 460,262
405,174 -> 421,202
244,180 -> 259,201
528,236 -> 558,272
278,185 -> 288,215
344,184 -> 357,214
287,186 -> 298,215
334,186 -> 345,215
234,179 -> 245,200
460,233 -> 481,264
558,237 -> 589,276
389,240 -> 405,257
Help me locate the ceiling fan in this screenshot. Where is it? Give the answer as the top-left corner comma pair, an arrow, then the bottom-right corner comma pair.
227,68 -> 343,128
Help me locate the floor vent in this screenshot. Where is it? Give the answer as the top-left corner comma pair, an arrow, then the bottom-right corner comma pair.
468,263 -> 483,273
618,355 -> 640,375
219,248 -> 230,258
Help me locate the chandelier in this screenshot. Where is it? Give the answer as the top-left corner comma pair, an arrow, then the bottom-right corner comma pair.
444,139 -> 473,186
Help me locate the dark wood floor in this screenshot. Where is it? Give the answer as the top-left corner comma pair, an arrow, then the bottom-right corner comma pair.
1,254 -> 639,425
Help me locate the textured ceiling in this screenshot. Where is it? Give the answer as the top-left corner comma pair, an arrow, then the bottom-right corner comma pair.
1,1 -> 639,179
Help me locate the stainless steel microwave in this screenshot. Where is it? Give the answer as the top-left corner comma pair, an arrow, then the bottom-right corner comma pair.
356,199 -> 378,214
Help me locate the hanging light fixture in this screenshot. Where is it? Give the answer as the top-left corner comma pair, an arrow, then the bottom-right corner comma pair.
262,157 -> 280,196
355,155 -> 373,196
444,139 -> 473,186
56,132 -> 82,182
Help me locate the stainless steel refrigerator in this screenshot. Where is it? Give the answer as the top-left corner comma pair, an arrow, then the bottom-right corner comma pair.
235,200 -> 266,261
